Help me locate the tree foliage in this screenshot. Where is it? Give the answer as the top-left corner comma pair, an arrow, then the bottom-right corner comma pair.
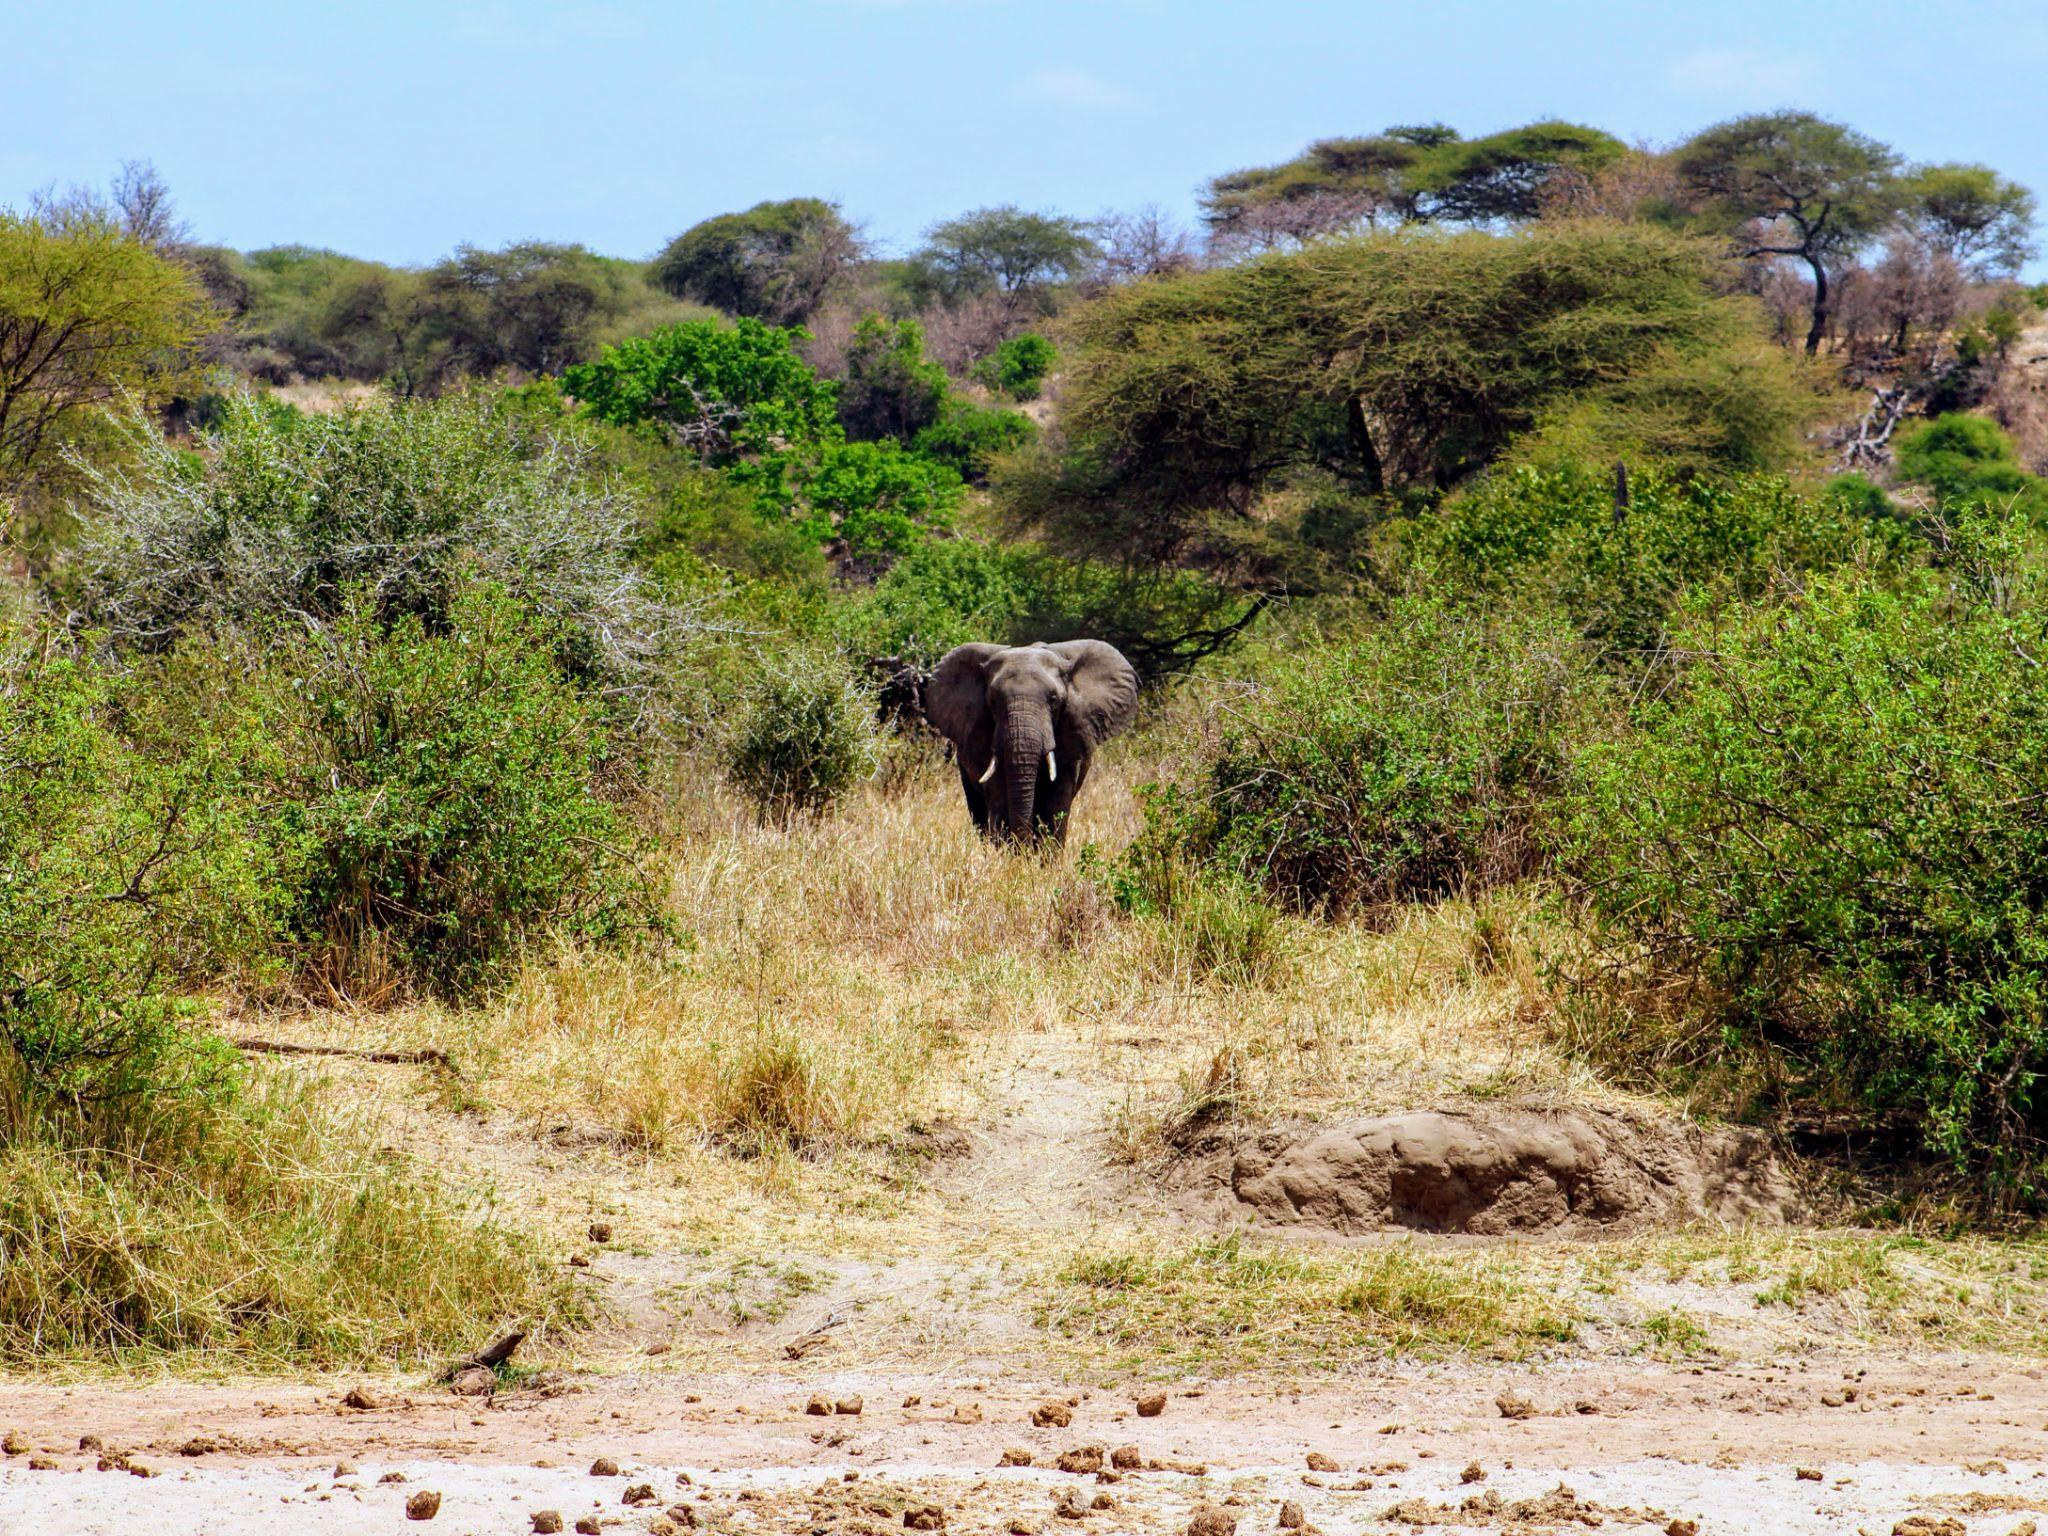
1007,222 -> 1819,575
0,204 -> 212,485
1896,162 -> 2039,276
651,198 -> 860,325
837,315 -> 949,442
1201,120 -> 1626,249
906,206 -> 1097,309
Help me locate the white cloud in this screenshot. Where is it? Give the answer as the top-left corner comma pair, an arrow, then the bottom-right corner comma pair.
1012,67 -> 1137,110
1665,47 -> 1812,103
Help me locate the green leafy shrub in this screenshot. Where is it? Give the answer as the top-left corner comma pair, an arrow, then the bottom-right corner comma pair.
0,642 -> 287,1136
725,654 -> 878,820
562,317 -> 840,462
912,399 -> 1036,483
838,315 -> 949,442
1416,465 -> 1912,658
1556,528 -> 2048,1189
974,333 -> 1057,400
283,585 -> 648,993
1155,599 -> 1608,916
778,438 -> 963,562
1893,413 -> 2047,515
71,392 -> 696,728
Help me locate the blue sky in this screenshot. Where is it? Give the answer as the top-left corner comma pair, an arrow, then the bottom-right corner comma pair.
7,0 -> 2046,270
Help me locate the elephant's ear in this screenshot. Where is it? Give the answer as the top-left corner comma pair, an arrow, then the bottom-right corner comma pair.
1049,639 -> 1140,745
924,643 -> 1006,744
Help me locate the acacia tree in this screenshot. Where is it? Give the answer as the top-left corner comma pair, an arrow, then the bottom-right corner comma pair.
907,206 -> 1097,313
1674,111 -> 1900,354
0,203 -> 211,487
652,199 -> 861,325
1897,163 -> 2038,276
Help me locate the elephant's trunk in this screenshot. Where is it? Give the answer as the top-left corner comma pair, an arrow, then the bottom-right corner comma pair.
998,706 -> 1053,841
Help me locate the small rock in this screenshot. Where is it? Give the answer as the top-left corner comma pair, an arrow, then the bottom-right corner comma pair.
1056,1445 -> 1105,1475
623,1483 -> 656,1505
1135,1391 -> 1167,1418
341,1387 -> 381,1411
1089,1494 -> 1115,1511
1460,1461 -> 1485,1485
588,1222 -> 613,1244
951,1403 -> 982,1424
836,1395 -> 864,1416
1665,1522 -> 1698,1536
647,1520 -> 679,1536
1494,1391 -> 1536,1421
1111,1445 -> 1141,1470
1574,1399 -> 1598,1415
532,1514 -> 564,1534
27,1457 -> 58,1471
575,1519 -> 602,1535
665,1504 -> 697,1528
589,1456 -> 620,1477
1051,1487 -> 1089,1520
178,1436 -> 222,1457
379,1471 -> 408,1484
806,1395 -> 833,1416
1,1431 -> 25,1456
903,1394 -> 921,1407
905,1504 -> 946,1531
1031,1402 -> 1074,1429
451,1366 -> 494,1398
405,1489 -> 442,1521
334,1462 -> 358,1478
1009,1523 -> 1041,1536
1185,1502 -> 1238,1536
1795,1466 -> 1822,1481
567,1254 -> 590,1268
2010,1522 -> 2039,1536
1304,1452 -> 1338,1472
78,1434 -> 103,1452
1892,1520 -> 1965,1536
1277,1501 -> 1304,1529
1000,1448 -> 1036,1467
126,1463 -> 155,1479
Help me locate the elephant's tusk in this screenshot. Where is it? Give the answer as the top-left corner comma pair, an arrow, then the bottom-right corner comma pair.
978,758 -> 997,784
1047,749 -> 1057,782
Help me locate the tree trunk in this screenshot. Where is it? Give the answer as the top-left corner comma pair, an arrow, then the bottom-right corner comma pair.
1346,396 -> 1384,493
1803,250 -> 1830,356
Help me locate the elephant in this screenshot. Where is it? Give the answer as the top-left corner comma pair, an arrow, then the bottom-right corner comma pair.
923,640 -> 1140,844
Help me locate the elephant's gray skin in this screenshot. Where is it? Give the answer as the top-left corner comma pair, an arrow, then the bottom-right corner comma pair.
924,640 -> 1139,844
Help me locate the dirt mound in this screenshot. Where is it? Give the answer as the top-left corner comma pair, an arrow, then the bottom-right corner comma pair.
1227,1107 -> 1795,1236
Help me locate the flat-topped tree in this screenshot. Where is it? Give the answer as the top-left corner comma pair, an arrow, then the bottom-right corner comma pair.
1674,111 -> 1901,355
1897,162 -> 2038,277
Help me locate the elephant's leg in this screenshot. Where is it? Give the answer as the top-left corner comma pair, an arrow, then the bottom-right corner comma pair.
1036,753 -> 1090,844
956,759 -> 992,835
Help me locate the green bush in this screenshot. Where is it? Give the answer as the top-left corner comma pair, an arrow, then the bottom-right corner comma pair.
779,438 -> 963,562
1155,599 -> 1608,916
912,399 -> 1036,484
1415,465 -> 1913,658
725,654 -> 878,820
1556,527 -> 2048,1189
562,317 -> 840,462
974,333 -> 1057,400
0,642 -> 285,1135
71,391 -> 694,726
281,585 -> 648,993
838,315 -> 949,442
1894,413 -> 2047,516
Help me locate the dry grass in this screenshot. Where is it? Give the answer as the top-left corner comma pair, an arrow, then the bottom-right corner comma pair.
0,1074 -> 571,1369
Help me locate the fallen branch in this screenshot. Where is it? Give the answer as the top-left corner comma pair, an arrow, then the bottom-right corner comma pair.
231,1036 -> 453,1070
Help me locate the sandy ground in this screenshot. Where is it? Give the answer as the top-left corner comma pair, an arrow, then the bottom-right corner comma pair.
6,1357 -> 2047,1533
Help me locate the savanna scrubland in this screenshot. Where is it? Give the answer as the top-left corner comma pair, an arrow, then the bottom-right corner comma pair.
7,113 -> 2048,1533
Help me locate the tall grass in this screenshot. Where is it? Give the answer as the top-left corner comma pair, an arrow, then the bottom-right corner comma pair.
0,1075 -> 567,1366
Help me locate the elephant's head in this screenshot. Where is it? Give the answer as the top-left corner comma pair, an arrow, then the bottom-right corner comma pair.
925,640 -> 1140,841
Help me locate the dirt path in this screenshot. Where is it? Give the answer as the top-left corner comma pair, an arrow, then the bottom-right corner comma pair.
6,1358 -> 2046,1533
